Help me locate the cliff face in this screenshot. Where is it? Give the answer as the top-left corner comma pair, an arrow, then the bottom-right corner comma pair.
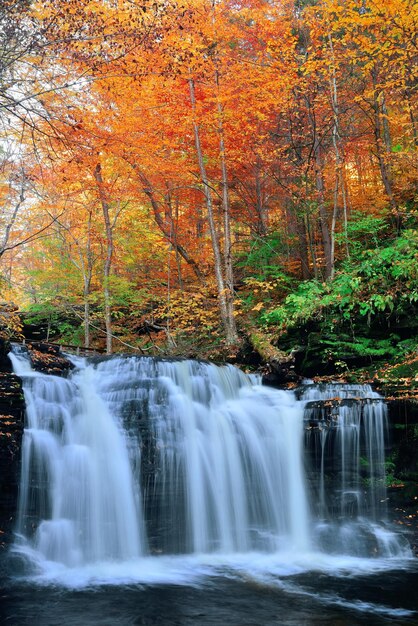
0,341 -> 24,554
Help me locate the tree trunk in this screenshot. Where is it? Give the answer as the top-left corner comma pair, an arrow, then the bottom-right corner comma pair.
328,31 -> 348,272
314,147 -> 333,279
93,162 -> 113,355
215,70 -> 239,344
371,69 -> 399,230
242,319 -> 296,384
189,78 -> 238,345
83,296 -> 90,349
172,191 -> 184,290
255,157 -> 268,236
307,96 -> 333,280
83,208 -> 94,349
296,214 -> 311,279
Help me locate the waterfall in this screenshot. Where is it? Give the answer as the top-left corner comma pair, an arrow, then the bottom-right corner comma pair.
301,383 -> 402,556
10,348 -> 146,566
9,348 -> 411,582
96,357 -> 309,554
302,383 -> 387,516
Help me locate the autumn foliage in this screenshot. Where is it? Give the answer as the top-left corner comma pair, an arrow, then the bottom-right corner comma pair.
0,0 -> 416,357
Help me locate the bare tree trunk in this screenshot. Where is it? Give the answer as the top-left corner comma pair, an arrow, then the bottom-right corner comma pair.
172,192 -> 184,290
307,96 -> 333,280
371,69 -> 399,230
83,209 -> 94,349
215,70 -> 239,344
296,214 -> 311,279
189,78 -> 238,345
255,157 -> 268,236
94,163 -> 113,355
328,31 -> 349,272
83,280 -> 90,349
381,95 -> 392,153
305,212 -> 319,279
314,147 -> 333,279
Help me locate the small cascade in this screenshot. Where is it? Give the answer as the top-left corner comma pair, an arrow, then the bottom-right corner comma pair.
9,349 -> 411,580
301,383 -> 395,556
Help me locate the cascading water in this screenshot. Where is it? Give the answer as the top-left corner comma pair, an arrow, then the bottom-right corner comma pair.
8,347 -> 412,587
10,348 -> 146,568
301,383 -> 400,556
98,357 -> 309,555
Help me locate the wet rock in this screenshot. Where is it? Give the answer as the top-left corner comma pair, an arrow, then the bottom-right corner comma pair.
27,342 -> 74,375
0,341 -> 24,552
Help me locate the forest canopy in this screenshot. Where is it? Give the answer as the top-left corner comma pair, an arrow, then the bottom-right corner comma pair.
0,0 -> 416,373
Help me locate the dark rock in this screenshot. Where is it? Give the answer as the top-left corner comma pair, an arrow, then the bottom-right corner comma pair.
0,338 -> 12,372
262,361 -> 300,386
0,340 -> 24,553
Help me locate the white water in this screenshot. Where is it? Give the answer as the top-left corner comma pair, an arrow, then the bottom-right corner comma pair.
10,349 -> 146,567
9,349 -> 413,588
302,384 -> 388,523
